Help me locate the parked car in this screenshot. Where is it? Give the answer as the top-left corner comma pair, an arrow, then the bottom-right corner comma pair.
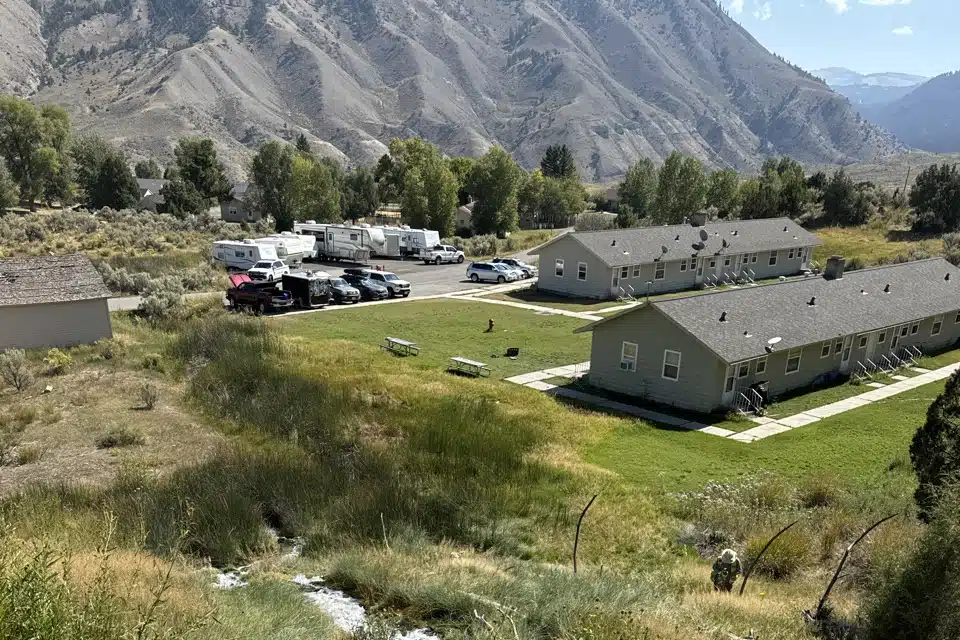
327,277 -> 361,304
247,259 -> 290,282
365,271 -> 411,298
466,262 -> 519,284
423,244 -> 465,265
281,272 -> 331,309
493,257 -> 538,278
342,273 -> 389,301
226,274 -> 294,314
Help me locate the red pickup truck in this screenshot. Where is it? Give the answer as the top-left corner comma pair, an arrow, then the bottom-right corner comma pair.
226,274 -> 294,314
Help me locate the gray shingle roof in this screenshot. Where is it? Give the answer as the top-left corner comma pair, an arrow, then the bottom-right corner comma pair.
580,258 -> 960,363
534,218 -> 822,267
136,178 -> 168,195
0,254 -> 111,307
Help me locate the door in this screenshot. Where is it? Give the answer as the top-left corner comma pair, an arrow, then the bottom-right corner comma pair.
839,336 -> 854,373
801,248 -> 810,270
612,269 -> 620,293
864,332 -> 880,364
695,258 -> 705,285
722,365 -> 737,406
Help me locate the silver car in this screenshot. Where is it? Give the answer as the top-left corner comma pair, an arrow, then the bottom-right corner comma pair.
493,257 -> 538,278
467,262 -> 520,284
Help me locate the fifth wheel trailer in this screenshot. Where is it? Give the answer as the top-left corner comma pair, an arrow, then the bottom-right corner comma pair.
293,223 -> 385,262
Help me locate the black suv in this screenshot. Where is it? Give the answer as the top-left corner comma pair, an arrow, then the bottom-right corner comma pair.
341,273 -> 389,301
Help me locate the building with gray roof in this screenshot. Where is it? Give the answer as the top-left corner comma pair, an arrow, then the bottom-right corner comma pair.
530,216 -> 823,300
0,254 -> 113,350
136,178 -> 169,213
221,182 -> 262,223
575,257 -> 960,414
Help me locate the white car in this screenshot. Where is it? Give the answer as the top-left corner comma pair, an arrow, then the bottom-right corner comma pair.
423,244 -> 466,265
466,262 -> 520,284
247,259 -> 290,282
365,271 -> 412,298
493,257 -> 538,278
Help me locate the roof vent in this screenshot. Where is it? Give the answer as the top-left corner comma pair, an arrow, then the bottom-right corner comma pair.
732,230 -> 739,236
611,239 -> 616,247
947,273 -> 952,281
783,226 -> 788,232
719,312 -> 728,323
861,289 -> 868,295
884,284 -> 891,293
675,234 -> 680,241
743,330 -> 752,338
807,296 -> 816,306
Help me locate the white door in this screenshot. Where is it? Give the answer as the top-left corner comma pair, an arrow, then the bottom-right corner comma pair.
801,248 -> 811,270
722,365 -> 737,405
840,336 -> 854,373
612,269 -> 620,294
695,258 -> 705,285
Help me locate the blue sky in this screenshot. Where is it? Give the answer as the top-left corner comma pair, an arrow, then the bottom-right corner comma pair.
723,0 -> 959,78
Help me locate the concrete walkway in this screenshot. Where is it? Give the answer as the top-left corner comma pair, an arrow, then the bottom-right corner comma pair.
506,361 -> 960,443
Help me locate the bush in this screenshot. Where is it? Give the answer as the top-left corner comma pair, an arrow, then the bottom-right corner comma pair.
138,382 -> 159,410
42,348 -> 73,375
14,445 -> 43,466
138,276 -> 185,322
0,349 -> 32,391
844,256 -> 866,272
944,233 -> 960,267
574,212 -> 616,231
141,353 -> 165,372
95,427 -> 145,449
743,528 -> 811,580
799,473 -> 841,509
96,338 -> 126,361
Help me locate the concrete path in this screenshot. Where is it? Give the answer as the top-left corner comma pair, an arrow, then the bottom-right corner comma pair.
506,360 -> 960,443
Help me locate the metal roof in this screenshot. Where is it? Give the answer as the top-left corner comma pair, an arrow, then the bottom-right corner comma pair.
578,258 -> 960,363
136,178 -> 168,195
532,218 -> 822,267
0,254 -> 111,307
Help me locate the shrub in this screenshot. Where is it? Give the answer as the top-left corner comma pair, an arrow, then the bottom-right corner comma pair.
744,528 -> 811,580
844,256 -> 866,272
799,473 -> 841,509
42,348 -> 73,375
138,382 -> 159,410
96,338 -> 126,361
95,427 -> 145,449
911,369 -> 960,520
0,349 -> 32,391
138,276 -> 185,322
141,353 -> 165,372
574,211 -> 616,231
944,232 -> 960,267
13,406 -> 38,427
14,445 -> 43,466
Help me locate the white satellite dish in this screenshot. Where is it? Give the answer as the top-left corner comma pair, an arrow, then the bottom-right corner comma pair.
699,229 -> 709,241
767,337 -> 782,345
660,245 -> 668,254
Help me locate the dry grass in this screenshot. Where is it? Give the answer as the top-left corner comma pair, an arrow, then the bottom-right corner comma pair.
813,224 -> 941,267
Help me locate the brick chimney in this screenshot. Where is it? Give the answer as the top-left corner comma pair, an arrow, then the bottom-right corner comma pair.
824,255 -> 845,280
689,211 -> 707,227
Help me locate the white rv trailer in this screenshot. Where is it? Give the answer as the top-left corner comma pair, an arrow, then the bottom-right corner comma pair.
211,240 -> 279,270
255,233 -> 317,266
373,225 -> 441,258
293,222 -> 385,262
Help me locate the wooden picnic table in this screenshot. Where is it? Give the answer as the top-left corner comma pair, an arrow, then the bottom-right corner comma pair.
450,356 -> 491,377
380,337 -> 420,356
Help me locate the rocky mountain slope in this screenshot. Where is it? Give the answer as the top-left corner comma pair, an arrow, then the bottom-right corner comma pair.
814,67 -> 927,108
0,0 -> 47,95
3,0 -> 899,179
866,71 -> 960,154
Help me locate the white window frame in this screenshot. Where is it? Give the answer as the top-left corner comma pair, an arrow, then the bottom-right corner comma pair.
820,341 -> 831,359
834,339 -> 843,355
620,342 -> 637,372
932,315 -> 944,337
858,335 -> 868,349
655,262 -> 665,281
632,264 -> 641,278
723,256 -> 731,267
555,259 -> 564,278
878,330 -> 887,344
769,251 -> 778,266
736,362 -> 749,379
680,259 -> 687,272
955,311 -> 960,324
911,322 -> 920,335
785,348 -> 802,375
788,248 -> 796,260
755,357 -> 767,375
709,258 -> 717,269
620,266 -> 629,280
577,262 -> 587,281
751,253 -> 758,264
661,349 -> 681,381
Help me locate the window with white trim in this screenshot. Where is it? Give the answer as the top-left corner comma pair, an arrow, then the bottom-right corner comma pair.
911,323 -> 920,335
709,258 -> 716,268
632,264 -> 641,278
955,311 -> 960,324
769,251 -> 778,266
932,315 -> 944,336
620,342 -> 637,372
834,339 -> 843,355
788,248 -> 796,260
724,256 -> 731,267
858,335 -> 868,349
680,259 -> 687,272
655,262 -> 665,280
878,330 -> 887,344
555,259 -> 564,277
785,348 -> 802,374
577,262 -> 587,281
620,266 -> 629,279
662,350 -> 681,381
900,326 -> 909,337
751,253 -> 758,264
755,357 -> 767,375
737,362 -> 749,378
725,371 -> 735,393
820,341 -> 831,358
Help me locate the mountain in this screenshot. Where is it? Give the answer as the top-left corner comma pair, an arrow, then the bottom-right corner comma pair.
814,67 -> 928,107
868,71 -> 960,153
2,0 -> 899,180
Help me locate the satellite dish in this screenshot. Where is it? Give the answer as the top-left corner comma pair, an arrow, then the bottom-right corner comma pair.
660,245 -> 668,255
721,238 -> 729,249
767,337 -> 782,345
699,229 -> 709,241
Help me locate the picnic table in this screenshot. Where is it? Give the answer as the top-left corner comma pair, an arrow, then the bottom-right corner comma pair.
380,337 -> 420,356
450,356 -> 491,377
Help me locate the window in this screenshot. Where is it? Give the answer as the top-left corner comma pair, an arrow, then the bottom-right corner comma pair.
878,331 -> 886,344
724,256 -> 731,267
709,258 -> 716,268
696,260 -> 704,277
821,342 -> 831,358
632,264 -> 641,278
577,262 -> 587,281
725,372 -> 735,393
834,339 -> 843,355
555,259 -> 564,277
785,348 -> 802,374
350,233 -> 359,241
737,362 -> 749,379
620,342 -> 638,372
900,326 -> 909,337
234,250 -> 244,258
680,259 -> 687,272
228,207 -> 238,217
932,315 -> 944,336
751,253 -> 758,264
788,248 -> 796,260
655,262 -> 665,280
619,266 -> 628,280
858,335 -> 868,349
955,311 -> 960,324
755,357 -> 767,375
662,350 -> 681,381
769,251 -> 778,266
911,323 -> 920,335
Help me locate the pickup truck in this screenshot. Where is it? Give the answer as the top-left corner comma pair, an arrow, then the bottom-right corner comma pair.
247,259 -> 290,282
422,244 -> 465,265
226,274 -> 294,314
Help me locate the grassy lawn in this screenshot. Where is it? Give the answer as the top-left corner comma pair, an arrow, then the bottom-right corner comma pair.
481,288 -> 624,312
917,347 -> 960,370
762,379 -> 872,418
813,224 -> 941,266
275,299 -> 591,379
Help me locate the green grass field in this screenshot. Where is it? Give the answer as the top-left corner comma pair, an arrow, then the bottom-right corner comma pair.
481,288 -> 624,312
813,225 -> 942,266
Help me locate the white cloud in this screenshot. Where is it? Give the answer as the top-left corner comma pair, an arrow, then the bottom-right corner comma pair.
860,0 -> 911,5
754,1 -> 773,20
825,0 -> 849,13
892,25 -> 914,35
729,0 -> 745,13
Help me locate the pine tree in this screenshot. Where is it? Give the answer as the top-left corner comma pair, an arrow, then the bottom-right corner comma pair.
295,132 -> 311,155
540,144 -> 579,180
911,369 -> 960,521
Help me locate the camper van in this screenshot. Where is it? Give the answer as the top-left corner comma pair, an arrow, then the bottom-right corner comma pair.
212,240 -> 279,270
399,227 -> 441,258
255,233 -> 317,266
293,222 -> 386,262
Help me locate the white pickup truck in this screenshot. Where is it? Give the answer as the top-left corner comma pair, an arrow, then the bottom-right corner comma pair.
422,244 -> 465,265
247,259 -> 290,282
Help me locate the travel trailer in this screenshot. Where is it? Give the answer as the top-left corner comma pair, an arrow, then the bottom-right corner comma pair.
255,233 -> 317,266
211,240 -> 280,270
376,226 -> 442,258
293,222 -> 386,262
